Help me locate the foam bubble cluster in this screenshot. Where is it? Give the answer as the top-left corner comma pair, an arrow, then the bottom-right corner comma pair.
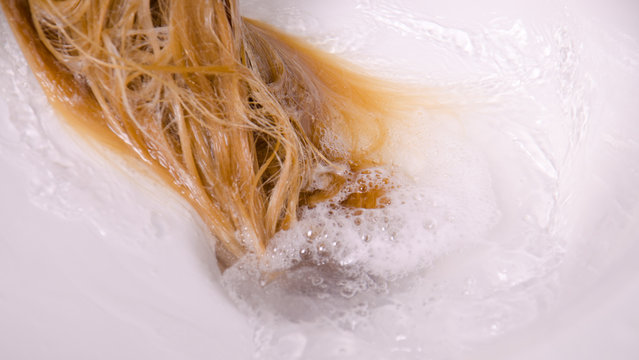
221,103 -> 504,358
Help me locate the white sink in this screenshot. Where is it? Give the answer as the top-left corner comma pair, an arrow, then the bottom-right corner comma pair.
1,1 -> 637,359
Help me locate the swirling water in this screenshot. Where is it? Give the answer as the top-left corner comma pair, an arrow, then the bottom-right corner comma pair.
1,1 -> 638,359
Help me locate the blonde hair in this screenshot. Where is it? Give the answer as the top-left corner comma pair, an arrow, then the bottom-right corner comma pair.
2,0 -> 422,268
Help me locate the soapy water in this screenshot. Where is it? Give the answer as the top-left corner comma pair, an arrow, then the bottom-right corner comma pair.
1,0 -> 639,359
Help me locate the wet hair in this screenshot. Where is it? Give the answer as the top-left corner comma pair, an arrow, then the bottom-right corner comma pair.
2,0 -> 428,268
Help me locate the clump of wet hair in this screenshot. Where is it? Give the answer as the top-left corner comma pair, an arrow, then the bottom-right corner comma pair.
2,0 -> 426,268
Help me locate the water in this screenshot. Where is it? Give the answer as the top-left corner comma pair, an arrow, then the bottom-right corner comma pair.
1,1 -> 638,359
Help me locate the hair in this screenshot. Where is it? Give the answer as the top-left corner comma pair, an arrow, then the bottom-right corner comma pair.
2,0 -> 433,269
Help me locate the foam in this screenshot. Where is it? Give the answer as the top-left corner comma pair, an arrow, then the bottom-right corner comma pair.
221,98 -> 503,359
